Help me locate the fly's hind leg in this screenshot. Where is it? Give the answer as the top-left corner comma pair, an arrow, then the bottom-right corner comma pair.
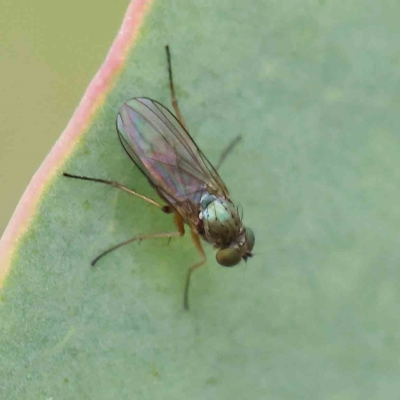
165,46 -> 241,172
184,231 -> 207,310
165,45 -> 187,130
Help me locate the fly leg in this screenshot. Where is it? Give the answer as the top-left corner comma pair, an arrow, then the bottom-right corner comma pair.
184,230 -> 207,310
92,213 -> 185,266
215,135 -> 242,170
63,173 -> 162,209
63,173 -> 186,267
165,45 -> 187,130
91,230 -> 183,266
165,46 -> 241,171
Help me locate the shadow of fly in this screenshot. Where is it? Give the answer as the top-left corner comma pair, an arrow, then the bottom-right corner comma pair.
63,46 -> 255,309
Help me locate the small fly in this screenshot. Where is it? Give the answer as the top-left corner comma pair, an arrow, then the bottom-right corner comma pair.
64,46 -> 255,309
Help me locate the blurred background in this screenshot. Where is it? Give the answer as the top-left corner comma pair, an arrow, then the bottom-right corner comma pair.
0,0 -> 129,234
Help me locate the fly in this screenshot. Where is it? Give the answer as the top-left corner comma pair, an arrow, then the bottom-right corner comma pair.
63,46 -> 255,309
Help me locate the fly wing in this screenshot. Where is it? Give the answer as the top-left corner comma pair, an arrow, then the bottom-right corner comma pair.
116,97 -> 229,211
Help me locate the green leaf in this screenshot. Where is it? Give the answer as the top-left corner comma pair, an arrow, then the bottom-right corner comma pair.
2,0 -> 400,398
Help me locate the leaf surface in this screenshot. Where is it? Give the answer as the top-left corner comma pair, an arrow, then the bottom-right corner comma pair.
1,0 -> 400,398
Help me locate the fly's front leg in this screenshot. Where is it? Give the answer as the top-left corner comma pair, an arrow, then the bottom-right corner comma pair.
173,212 -> 185,236
63,173 -> 162,209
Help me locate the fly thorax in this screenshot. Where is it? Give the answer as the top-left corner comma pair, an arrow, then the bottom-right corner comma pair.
199,194 -> 241,246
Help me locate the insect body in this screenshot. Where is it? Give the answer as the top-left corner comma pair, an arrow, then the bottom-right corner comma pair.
117,97 -> 254,264
64,46 -> 255,309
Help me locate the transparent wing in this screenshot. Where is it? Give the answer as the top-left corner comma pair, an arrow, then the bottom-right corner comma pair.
116,97 -> 229,211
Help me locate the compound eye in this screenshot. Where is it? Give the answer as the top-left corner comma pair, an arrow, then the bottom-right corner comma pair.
216,248 -> 241,267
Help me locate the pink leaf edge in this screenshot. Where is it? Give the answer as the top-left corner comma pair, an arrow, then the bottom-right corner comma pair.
0,0 -> 154,285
